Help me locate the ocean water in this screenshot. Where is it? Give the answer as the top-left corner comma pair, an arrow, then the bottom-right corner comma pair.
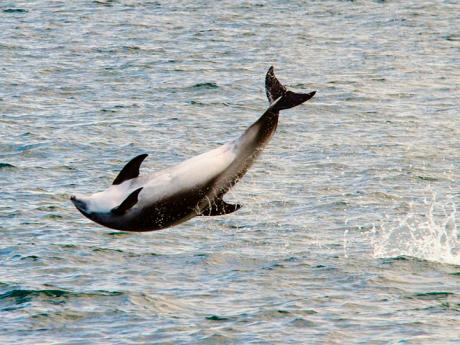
1,1 -> 459,344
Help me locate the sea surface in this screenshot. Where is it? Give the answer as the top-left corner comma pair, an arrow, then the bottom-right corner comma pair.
1,1 -> 459,344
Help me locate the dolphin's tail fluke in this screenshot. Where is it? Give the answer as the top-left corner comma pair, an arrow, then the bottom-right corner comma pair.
265,66 -> 287,105
265,66 -> 316,111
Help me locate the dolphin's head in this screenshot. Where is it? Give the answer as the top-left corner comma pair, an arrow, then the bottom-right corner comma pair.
70,186 -> 143,230
70,191 -> 115,225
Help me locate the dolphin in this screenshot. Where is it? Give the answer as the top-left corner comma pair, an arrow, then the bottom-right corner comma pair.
71,67 -> 315,231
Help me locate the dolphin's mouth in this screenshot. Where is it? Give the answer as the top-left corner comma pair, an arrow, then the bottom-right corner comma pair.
70,195 -> 88,212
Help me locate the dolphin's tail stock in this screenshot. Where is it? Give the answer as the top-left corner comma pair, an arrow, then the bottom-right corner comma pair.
265,66 -> 316,112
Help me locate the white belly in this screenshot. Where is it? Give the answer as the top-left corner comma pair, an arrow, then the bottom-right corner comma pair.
138,142 -> 238,205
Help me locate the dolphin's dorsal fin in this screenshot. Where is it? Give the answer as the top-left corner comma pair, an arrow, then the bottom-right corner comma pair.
199,198 -> 242,216
112,154 -> 148,185
111,187 -> 143,215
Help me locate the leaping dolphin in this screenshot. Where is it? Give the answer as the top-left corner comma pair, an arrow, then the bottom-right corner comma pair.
71,67 -> 315,231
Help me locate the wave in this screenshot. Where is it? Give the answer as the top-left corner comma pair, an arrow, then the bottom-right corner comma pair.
0,163 -> 15,169
0,288 -> 123,306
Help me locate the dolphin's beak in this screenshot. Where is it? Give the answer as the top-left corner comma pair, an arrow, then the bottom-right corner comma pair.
70,194 -> 87,212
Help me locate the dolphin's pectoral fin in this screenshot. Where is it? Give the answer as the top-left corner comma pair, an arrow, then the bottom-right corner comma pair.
111,187 -> 143,215
199,199 -> 242,216
113,154 -> 148,185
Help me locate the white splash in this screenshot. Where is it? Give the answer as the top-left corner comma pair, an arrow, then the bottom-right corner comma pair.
343,229 -> 349,259
367,192 -> 460,266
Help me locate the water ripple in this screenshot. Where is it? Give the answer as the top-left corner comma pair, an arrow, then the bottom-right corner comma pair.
0,0 -> 459,344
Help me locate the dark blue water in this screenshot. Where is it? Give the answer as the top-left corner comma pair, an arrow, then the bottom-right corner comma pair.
1,1 -> 459,344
